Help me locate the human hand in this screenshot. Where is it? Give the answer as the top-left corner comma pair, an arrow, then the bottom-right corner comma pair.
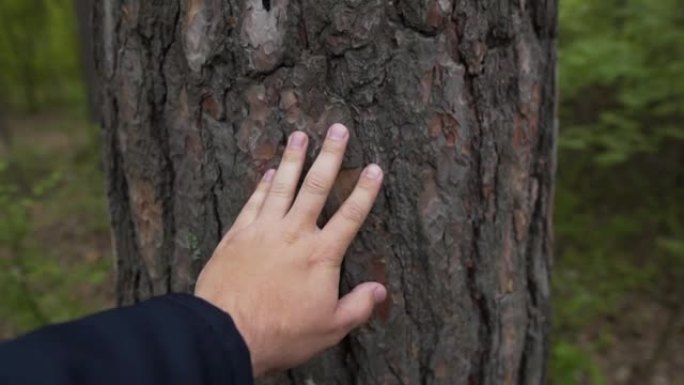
194,123 -> 387,377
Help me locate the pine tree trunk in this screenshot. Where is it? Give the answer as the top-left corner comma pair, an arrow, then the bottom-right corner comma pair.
93,0 -> 557,384
75,0 -> 100,122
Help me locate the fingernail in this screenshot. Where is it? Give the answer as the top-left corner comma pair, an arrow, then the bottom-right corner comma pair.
262,169 -> 275,183
364,164 -> 383,180
289,132 -> 307,149
373,285 -> 387,304
327,124 -> 348,141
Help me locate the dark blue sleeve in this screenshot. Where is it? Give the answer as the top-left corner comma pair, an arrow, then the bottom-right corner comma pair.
0,294 -> 254,385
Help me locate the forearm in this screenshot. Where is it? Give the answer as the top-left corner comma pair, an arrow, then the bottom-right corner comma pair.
0,294 -> 253,385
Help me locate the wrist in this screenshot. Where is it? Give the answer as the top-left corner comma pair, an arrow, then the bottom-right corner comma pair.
194,291 -> 267,377
228,310 -> 267,377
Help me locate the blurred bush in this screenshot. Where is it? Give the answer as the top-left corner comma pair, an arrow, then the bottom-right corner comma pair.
0,0 -> 110,337
0,119 -> 112,337
553,0 -> 684,382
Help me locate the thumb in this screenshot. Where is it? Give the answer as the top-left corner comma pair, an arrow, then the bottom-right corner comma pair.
333,282 -> 387,336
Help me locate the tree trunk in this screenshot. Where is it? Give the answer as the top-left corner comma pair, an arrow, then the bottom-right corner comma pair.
0,102 -> 8,149
75,0 -> 100,122
93,0 -> 557,384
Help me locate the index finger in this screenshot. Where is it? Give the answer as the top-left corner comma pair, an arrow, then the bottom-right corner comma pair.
319,164 -> 383,262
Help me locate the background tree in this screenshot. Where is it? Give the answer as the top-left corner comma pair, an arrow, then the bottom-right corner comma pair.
0,0 -> 46,112
93,1 -> 557,384
0,96 -> 8,148
74,0 -> 100,121
0,0 -> 85,113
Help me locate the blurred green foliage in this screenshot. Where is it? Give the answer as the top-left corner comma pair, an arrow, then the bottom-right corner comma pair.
0,0 -> 109,336
553,0 -> 684,382
0,161 -> 62,330
0,0 -> 682,383
552,341 -> 606,385
0,0 -> 85,112
0,122 -> 111,336
559,0 -> 684,163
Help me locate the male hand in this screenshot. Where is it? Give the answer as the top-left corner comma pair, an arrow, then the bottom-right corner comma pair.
194,123 -> 387,376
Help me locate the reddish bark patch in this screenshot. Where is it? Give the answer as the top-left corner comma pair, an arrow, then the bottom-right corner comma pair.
513,113 -> 525,149
428,114 -> 442,138
253,141 -> 277,162
254,43 -> 281,73
178,88 -> 191,122
418,169 -> 439,223
173,246 -> 193,291
420,67 -> 435,106
514,82 -> 541,150
445,19 -> 461,63
501,307 -> 521,385
433,359 -> 448,379
279,89 -> 301,124
238,85 -> 278,164
246,85 -> 270,125
184,131 -> 203,157
529,82 -> 541,138
185,0 -> 204,27
445,131 -> 458,148
427,0 -> 444,30
332,168 -> 363,205
372,256 -> 391,321
201,94 -> 223,120
279,89 -> 297,110
325,34 -> 351,55
465,41 -> 488,74
513,209 -> 528,243
227,15 -> 238,30
499,222 -> 515,294
129,180 -> 163,281
427,113 -> 462,148
179,89 -> 204,161
443,114 -> 461,148
121,2 -> 139,25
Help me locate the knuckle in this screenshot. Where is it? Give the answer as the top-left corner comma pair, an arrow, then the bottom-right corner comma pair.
310,244 -> 342,266
244,193 -> 265,210
269,181 -> 292,197
256,179 -> 271,191
282,148 -> 305,162
342,201 -> 367,223
304,173 -> 329,195
281,227 -> 301,244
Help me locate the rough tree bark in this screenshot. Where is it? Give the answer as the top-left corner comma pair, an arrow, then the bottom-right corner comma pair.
93,0 -> 557,384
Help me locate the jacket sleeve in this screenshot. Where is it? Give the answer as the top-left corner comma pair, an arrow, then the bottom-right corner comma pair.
0,294 -> 254,385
